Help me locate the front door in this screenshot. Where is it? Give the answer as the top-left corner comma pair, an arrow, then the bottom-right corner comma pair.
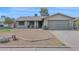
38,21 -> 43,28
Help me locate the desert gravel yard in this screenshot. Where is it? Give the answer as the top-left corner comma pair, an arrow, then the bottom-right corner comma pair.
0,29 -> 67,48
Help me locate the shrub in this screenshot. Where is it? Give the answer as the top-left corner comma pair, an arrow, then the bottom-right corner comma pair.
43,25 -> 48,30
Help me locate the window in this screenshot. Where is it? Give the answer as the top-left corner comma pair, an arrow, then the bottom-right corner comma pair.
18,21 -> 25,25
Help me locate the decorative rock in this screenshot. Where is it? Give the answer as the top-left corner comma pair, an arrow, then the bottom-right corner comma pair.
0,36 -> 10,43
12,35 -> 17,40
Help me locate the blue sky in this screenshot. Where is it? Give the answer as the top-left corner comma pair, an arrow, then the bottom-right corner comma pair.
0,7 -> 79,18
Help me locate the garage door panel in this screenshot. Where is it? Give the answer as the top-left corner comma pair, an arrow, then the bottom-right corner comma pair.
48,20 -> 69,30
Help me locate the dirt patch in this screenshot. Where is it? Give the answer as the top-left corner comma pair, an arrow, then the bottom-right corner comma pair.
14,29 -> 53,41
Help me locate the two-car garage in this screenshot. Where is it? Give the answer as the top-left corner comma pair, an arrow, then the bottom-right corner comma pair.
44,13 -> 75,30
48,20 -> 69,30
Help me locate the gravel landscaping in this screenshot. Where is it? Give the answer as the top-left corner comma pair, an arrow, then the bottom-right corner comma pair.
0,29 -> 67,48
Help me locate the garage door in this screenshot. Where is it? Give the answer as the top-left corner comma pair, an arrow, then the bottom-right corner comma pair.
48,20 -> 69,30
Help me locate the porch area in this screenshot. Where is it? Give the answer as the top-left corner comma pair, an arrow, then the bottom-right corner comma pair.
16,21 -> 43,29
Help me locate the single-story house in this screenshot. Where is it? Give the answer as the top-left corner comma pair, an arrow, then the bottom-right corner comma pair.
0,16 -> 8,28
15,13 -> 75,30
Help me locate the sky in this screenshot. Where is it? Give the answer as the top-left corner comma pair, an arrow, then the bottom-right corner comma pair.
0,7 -> 79,18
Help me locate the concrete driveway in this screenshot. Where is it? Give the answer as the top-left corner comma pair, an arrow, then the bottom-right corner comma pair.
49,30 -> 79,51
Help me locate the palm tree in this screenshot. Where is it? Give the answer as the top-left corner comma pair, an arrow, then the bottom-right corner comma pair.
4,17 -> 15,28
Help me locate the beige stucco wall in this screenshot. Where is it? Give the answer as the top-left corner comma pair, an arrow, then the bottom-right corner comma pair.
43,14 -> 74,29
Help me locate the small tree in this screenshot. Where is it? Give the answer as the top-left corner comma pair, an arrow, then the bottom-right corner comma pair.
4,17 -> 14,28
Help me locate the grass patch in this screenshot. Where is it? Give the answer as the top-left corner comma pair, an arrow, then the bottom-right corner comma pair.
0,29 -> 11,32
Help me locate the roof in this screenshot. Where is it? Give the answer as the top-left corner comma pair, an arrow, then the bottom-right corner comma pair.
16,16 -> 47,21
44,13 -> 75,19
16,13 -> 76,21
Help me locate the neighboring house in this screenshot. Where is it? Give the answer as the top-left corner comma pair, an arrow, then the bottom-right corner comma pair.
0,16 -> 9,28
15,13 -> 75,30
0,16 -> 6,28
0,21 -> 4,28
